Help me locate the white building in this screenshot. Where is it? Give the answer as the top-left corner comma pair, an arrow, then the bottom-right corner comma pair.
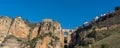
42,19 -> 53,22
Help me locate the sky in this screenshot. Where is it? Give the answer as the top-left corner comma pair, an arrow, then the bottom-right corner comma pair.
0,0 -> 120,29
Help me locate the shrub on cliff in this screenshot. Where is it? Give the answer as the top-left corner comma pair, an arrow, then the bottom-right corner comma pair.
115,6 -> 120,11
101,43 -> 109,48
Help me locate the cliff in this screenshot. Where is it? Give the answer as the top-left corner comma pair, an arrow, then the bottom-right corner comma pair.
68,10 -> 120,48
0,10 -> 120,48
0,17 -> 63,48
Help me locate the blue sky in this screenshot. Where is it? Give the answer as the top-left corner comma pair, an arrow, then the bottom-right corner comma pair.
0,0 -> 120,29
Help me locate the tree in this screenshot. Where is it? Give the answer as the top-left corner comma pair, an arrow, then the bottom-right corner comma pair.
115,6 -> 120,11
87,28 -> 97,40
78,31 -> 87,46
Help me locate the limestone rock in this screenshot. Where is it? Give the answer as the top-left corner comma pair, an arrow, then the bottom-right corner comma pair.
0,36 -> 21,48
35,19 -> 62,48
0,17 -> 72,48
53,41 -> 62,48
30,25 -> 39,40
39,19 -> 61,37
9,16 -> 30,38
0,16 -> 12,44
35,36 -> 51,48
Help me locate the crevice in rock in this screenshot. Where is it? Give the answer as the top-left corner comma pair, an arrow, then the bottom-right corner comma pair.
7,18 -> 15,36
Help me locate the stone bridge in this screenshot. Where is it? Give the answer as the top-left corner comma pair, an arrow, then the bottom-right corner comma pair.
61,29 -> 75,48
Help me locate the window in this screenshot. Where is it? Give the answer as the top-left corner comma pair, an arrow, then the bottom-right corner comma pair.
64,39 -> 67,43
64,45 -> 67,48
64,32 -> 68,37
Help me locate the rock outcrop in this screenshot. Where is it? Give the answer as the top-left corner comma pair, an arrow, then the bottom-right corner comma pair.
0,16 -> 75,48
30,25 -> 39,40
0,17 -> 75,48
39,19 -> 61,36
0,35 -> 21,48
9,16 -> 30,39
0,16 -> 12,44
34,19 -> 62,48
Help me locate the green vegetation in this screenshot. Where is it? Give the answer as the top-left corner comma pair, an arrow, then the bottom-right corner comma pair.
93,34 -> 120,48
87,28 -> 97,40
48,31 -> 52,36
101,43 -> 109,48
115,6 -> 120,11
91,26 -> 120,48
52,35 -> 59,41
26,22 -> 41,48
2,35 -> 30,48
72,7 -> 120,48
43,31 -> 53,37
25,19 -> 38,32
29,35 -> 44,48
88,28 -> 111,41
4,35 -> 22,42
29,23 -> 37,32
28,31 -> 60,48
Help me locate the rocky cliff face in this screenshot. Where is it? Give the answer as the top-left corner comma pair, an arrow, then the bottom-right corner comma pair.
30,25 -> 39,40
0,16 -> 31,48
0,17 -> 63,48
39,19 -> 61,36
68,10 -> 120,48
0,35 -> 22,48
9,16 -> 30,39
1,10 -> 119,48
34,19 -> 62,48
0,16 -> 12,45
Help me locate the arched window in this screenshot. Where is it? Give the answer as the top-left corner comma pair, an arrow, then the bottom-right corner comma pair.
64,32 -> 68,37
64,45 -> 67,48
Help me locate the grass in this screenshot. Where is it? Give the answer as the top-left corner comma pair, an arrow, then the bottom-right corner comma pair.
92,33 -> 120,48
91,25 -> 120,48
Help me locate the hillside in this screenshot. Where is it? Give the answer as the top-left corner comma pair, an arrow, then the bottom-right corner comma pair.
92,33 -> 120,48
68,10 -> 120,48
92,10 -> 120,48
92,25 -> 120,48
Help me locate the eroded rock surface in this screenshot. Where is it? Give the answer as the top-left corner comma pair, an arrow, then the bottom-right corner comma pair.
9,16 -> 30,39
0,16 -> 74,48
0,16 -> 12,45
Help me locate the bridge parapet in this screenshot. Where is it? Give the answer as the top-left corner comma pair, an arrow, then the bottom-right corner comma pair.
62,29 -> 75,34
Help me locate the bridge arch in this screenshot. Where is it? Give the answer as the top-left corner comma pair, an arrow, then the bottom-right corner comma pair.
62,29 -> 75,48
64,32 -> 68,37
